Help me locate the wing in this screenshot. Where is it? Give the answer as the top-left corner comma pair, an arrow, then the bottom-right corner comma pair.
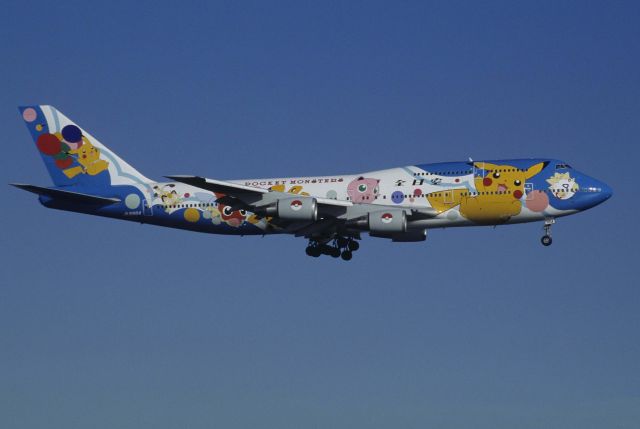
165,176 -> 269,199
165,175 -> 352,209
165,175 -> 352,236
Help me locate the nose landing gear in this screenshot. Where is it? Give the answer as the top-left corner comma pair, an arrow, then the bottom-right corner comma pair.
541,218 -> 555,246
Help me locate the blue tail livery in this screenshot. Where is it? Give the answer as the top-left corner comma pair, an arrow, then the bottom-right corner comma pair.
13,105 -> 613,260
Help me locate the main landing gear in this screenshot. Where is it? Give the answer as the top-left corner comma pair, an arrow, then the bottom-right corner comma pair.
305,237 -> 360,260
541,218 -> 555,246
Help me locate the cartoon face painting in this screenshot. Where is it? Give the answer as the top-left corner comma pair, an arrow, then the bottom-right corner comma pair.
474,162 -> 546,200
347,177 -> 380,203
461,161 -> 547,221
217,202 -> 247,227
66,140 -> 109,177
425,161 -> 548,224
547,172 -> 579,200
153,184 -> 181,211
220,205 -> 246,227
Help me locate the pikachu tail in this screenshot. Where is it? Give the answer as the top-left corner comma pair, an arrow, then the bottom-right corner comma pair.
18,105 -> 151,189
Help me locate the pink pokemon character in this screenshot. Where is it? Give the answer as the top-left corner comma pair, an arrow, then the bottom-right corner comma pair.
347,177 -> 380,203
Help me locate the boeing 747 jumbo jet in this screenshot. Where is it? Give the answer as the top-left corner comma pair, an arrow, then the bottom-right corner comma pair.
12,106 -> 612,260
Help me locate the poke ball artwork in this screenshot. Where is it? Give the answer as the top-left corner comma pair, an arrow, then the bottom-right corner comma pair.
290,200 -> 303,211
381,213 -> 393,224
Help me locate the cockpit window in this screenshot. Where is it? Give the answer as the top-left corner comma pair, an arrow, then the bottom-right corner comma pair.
555,163 -> 572,169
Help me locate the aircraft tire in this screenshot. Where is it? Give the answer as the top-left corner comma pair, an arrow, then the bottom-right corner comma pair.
306,246 -> 321,257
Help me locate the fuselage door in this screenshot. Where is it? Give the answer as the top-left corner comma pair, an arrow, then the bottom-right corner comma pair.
444,190 -> 454,204
143,199 -> 153,216
525,182 -> 534,200
473,162 -> 486,179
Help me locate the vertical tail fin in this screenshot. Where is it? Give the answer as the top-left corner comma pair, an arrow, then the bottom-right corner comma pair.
19,105 -> 151,188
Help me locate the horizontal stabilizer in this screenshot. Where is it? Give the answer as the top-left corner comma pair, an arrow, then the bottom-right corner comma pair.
10,183 -> 121,205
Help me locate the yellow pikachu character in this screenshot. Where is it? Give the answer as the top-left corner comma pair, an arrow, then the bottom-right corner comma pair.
268,184 -> 310,196
426,162 -> 546,224
63,140 -> 109,178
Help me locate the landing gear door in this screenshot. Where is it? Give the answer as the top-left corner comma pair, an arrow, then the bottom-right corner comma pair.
444,190 -> 454,204
525,183 -> 534,200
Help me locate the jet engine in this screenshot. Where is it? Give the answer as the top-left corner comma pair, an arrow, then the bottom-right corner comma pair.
346,209 -> 407,234
260,196 -> 318,221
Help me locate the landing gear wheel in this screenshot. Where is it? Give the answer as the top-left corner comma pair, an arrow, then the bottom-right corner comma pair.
305,245 -> 321,257
541,218 -> 555,247
306,238 -> 358,259
319,245 -> 333,256
341,250 -> 353,261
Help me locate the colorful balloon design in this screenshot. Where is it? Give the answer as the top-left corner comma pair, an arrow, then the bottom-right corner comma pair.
34,124 -> 94,177
62,125 -> 83,143
36,133 -> 63,156
35,125 -> 86,172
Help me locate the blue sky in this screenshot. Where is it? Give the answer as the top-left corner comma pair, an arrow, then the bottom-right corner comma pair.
1,1 -> 639,428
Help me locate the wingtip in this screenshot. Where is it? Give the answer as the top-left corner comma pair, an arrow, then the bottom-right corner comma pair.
164,175 -> 195,180
162,174 -> 202,182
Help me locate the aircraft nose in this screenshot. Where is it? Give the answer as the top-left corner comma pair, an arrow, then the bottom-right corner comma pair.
591,178 -> 613,205
600,181 -> 613,200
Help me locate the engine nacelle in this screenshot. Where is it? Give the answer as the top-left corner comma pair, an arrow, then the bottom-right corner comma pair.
263,196 -> 318,221
368,209 -> 407,234
345,209 -> 426,241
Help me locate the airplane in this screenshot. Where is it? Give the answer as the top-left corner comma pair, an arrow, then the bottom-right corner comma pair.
12,105 -> 612,260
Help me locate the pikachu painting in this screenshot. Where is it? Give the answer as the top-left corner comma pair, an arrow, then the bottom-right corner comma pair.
426,162 -> 547,224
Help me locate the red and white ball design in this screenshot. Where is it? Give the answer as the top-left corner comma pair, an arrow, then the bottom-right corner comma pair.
381,213 -> 393,224
290,200 -> 303,211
